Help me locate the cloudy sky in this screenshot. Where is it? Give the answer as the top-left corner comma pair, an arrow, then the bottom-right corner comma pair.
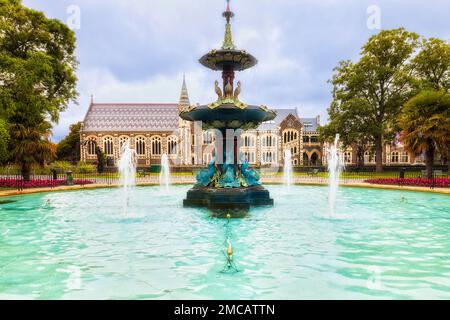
22,0 -> 450,141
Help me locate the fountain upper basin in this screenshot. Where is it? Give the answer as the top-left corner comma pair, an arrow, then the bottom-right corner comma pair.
180,104 -> 276,130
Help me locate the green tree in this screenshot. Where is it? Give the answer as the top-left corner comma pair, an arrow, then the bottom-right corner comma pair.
398,38 -> 450,177
9,122 -> 56,180
323,28 -> 419,171
411,38 -> 450,91
398,90 -> 450,178
56,121 -> 82,163
0,119 -> 9,163
0,0 -> 78,179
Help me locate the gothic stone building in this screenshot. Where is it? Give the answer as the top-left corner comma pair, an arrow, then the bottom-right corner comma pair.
80,78 -> 323,168
80,78 -> 420,168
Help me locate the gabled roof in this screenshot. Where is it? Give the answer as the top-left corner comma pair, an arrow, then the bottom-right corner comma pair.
82,103 -> 179,132
257,108 -> 299,131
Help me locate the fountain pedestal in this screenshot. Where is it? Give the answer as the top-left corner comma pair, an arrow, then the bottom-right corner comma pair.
180,1 -> 276,210
184,185 -> 273,210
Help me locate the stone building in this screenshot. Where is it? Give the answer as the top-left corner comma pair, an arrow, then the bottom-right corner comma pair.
80,77 -> 323,168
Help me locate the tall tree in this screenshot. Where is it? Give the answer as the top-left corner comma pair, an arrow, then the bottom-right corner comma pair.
411,38 -> 450,92
56,121 -> 82,163
324,28 -> 419,171
0,0 -> 78,179
398,90 -> 450,178
398,38 -> 450,177
0,119 -> 9,163
319,61 -> 376,168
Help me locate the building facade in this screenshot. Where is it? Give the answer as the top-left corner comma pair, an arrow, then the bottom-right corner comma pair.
80,78 -> 419,168
80,78 -> 323,168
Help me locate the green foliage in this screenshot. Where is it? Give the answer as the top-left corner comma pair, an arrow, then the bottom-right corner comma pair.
398,90 -> 450,178
49,160 -> 72,173
0,118 -> 9,163
411,38 -> 450,91
9,122 -> 56,180
322,28 -> 419,171
56,121 -> 81,163
0,0 -> 78,179
74,161 -> 96,174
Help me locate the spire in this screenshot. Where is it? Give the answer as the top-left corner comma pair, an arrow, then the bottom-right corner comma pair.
222,0 -> 236,50
179,73 -> 190,106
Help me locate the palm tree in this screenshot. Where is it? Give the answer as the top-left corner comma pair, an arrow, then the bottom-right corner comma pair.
398,90 -> 450,179
9,122 -> 56,181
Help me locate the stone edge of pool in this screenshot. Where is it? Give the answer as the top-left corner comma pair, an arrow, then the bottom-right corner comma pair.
0,181 -> 449,197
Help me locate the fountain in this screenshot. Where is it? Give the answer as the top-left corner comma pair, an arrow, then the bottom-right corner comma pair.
327,134 -> 343,216
160,153 -> 170,192
180,0 -> 277,210
118,140 -> 136,214
283,149 -> 293,191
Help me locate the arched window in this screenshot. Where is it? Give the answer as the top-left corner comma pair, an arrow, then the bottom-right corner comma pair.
311,152 -> 319,165
86,137 -> 97,155
283,130 -> 298,143
303,153 -> 309,165
344,151 -> 352,164
401,151 -> 409,163
119,136 -> 129,150
262,151 -> 275,164
243,135 -> 255,147
168,136 -> 178,155
263,135 -> 276,147
136,137 -> 146,155
364,151 -> 374,164
151,136 -> 162,155
103,137 -> 114,156
391,152 -> 399,163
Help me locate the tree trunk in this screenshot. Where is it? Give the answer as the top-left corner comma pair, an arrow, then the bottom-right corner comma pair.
375,136 -> 383,173
425,139 -> 435,179
21,163 -> 31,182
357,146 -> 364,169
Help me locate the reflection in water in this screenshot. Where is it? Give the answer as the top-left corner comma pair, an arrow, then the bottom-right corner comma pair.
221,214 -> 239,273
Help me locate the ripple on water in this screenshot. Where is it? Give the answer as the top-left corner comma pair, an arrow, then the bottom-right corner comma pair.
0,185 -> 449,299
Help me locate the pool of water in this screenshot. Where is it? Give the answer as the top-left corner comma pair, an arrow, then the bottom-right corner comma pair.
0,185 -> 449,299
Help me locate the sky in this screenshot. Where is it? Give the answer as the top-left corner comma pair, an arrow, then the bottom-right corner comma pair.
22,0 -> 450,142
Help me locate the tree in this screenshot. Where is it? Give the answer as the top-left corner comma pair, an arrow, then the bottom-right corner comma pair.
398,90 -> 450,178
9,122 -> 56,180
398,38 -> 450,177
411,38 -> 450,92
324,28 -> 419,172
56,122 -> 82,163
0,0 -> 78,179
319,61 -> 376,168
0,119 -> 9,163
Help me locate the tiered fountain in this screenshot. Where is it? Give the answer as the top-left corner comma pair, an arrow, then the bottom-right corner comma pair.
180,0 -> 277,210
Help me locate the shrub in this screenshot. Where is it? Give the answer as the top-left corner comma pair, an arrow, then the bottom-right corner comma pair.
74,161 -> 96,174
49,161 -> 73,173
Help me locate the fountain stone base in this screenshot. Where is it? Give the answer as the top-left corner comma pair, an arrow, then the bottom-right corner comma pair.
183,185 -> 274,210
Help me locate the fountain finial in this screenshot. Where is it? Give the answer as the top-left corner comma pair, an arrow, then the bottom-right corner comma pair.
222,0 -> 236,50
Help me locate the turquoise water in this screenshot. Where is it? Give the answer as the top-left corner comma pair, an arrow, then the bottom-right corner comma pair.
0,185 -> 449,299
